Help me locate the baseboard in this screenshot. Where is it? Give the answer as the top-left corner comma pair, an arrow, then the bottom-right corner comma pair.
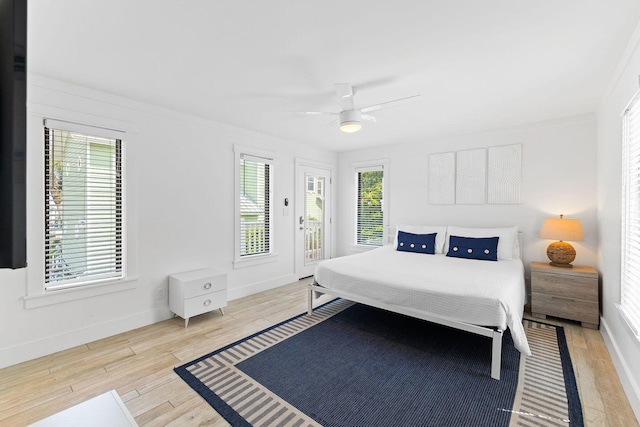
1,276 -> 297,369
0,306 -> 171,369
228,273 -> 298,301
600,316 -> 640,421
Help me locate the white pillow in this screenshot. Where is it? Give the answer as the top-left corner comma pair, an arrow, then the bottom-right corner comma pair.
394,225 -> 448,254
445,226 -> 518,260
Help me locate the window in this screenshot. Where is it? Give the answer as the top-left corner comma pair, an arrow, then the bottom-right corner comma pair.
355,164 -> 386,247
44,121 -> 124,290
621,92 -> 640,340
237,150 -> 273,259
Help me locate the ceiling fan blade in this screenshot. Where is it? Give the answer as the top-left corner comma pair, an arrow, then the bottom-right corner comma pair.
321,117 -> 340,129
305,111 -> 339,116
335,83 -> 355,111
362,114 -> 376,122
360,94 -> 423,113
284,110 -> 339,116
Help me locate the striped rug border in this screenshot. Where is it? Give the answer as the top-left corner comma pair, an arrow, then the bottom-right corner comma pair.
508,320 -> 583,427
175,301 -> 583,427
174,298 -> 351,427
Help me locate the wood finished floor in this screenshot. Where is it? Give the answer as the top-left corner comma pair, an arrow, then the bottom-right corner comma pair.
0,278 -> 637,426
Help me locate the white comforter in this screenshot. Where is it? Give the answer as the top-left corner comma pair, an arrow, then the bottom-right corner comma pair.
314,245 -> 531,356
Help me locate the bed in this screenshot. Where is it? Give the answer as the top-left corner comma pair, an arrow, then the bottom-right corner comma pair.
308,225 -> 532,380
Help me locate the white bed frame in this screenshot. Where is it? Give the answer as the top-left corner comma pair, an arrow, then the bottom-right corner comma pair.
307,284 -> 504,380
306,232 -> 522,381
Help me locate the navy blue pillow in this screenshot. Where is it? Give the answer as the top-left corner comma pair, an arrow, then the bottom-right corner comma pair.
396,231 -> 436,254
446,235 -> 499,261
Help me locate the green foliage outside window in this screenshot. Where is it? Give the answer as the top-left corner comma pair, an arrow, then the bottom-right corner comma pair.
357,170 -> 384,246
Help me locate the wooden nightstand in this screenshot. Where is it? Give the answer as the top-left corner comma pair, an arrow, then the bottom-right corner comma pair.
530,261 -> 599,329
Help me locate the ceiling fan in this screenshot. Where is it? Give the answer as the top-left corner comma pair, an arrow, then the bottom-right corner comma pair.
293,83 -> 422,133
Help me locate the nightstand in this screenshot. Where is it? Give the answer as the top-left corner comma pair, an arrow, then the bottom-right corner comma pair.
530,261 -> 599,329
169,268 -> 227,327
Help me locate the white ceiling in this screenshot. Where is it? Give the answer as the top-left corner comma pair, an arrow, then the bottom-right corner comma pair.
28,1 -> 640,152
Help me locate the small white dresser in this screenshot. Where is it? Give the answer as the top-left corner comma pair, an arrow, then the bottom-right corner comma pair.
169,268 -> 227,327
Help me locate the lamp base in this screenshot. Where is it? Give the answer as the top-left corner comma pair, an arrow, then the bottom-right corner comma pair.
549,262 -> 574,268
546,241 -> 576,268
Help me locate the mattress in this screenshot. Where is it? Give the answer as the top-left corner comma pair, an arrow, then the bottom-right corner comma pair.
313,245 -> 531,356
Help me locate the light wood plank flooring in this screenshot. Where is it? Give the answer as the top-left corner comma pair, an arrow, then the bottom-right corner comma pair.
0,278 -> 637,426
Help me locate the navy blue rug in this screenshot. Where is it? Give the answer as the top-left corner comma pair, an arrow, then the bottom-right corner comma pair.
174,299 -> 583,427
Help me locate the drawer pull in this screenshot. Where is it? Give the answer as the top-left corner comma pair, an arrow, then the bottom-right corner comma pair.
204,282 -> 212,290
203,299 -> 212,306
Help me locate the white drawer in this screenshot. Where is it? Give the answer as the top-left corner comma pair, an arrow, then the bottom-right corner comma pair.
184,290 -> 227,317
183,275 -> 226,299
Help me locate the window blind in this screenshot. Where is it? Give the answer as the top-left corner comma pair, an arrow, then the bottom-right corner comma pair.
621,92 -> 640,339
44,126 -> 123,289
356,166 -> 384,246
239,154 -> 272,256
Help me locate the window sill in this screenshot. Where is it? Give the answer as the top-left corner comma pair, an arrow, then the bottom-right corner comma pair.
24,277 -> 138,309
350,244 -> 382,254
233,252 -> 279,269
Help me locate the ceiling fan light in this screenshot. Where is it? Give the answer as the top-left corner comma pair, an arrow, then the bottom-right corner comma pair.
339,110 -> 362,133
340,121 -> 362,133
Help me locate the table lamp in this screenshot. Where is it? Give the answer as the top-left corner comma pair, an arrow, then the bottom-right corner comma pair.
539,214 -> 584,268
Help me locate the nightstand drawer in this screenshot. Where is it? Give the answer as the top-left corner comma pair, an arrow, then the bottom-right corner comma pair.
184,290 -> 227,317
183,275 -> 226,299
531,292 -> 599,324
531,271 -> 597,301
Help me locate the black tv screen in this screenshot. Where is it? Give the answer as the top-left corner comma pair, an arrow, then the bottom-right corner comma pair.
0,0 -> 27,269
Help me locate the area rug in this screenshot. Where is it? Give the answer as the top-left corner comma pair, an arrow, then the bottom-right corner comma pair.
174,299 -> 583,427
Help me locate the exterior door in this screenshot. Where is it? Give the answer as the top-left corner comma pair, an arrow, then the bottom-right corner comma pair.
295,162 -> 332,279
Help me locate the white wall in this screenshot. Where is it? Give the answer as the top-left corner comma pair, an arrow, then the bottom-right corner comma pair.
336,114 -> 598,296
0,75 -> 336,368
596,22 -> 640,419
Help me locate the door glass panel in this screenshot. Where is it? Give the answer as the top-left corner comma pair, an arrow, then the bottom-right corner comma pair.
305,174 -> 324,264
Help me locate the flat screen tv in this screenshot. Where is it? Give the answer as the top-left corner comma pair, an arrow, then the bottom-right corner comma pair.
0,0 -> 27,269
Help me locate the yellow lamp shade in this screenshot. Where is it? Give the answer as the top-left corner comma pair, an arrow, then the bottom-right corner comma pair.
539,215 -> 583,242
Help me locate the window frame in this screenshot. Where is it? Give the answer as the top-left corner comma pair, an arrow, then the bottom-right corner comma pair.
620,91 -> 640,342
44,125 -> 124,290
352,160 -> 389,250
233,144 -> 277,268
25,117 -> 137,309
